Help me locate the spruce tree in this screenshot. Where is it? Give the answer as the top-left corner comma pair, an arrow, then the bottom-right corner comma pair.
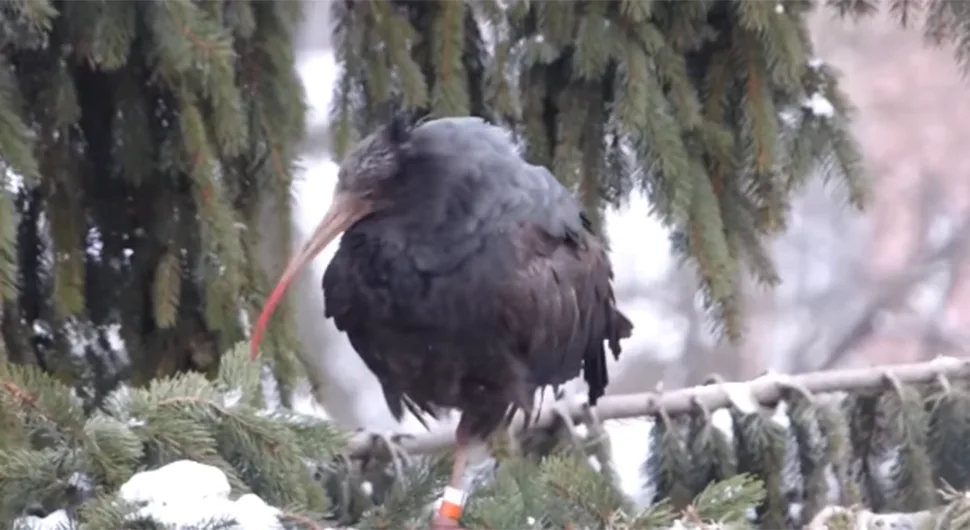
0,0 -> 306,404
330,0 -> 871,341
9,0 -> 970,528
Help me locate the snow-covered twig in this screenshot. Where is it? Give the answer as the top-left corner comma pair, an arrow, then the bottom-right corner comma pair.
347,355 -> 970,458
806,505 -> 935,530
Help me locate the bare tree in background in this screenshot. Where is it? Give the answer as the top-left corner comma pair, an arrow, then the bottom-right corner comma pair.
604,9 -> 970,396
607,172 -> 970,399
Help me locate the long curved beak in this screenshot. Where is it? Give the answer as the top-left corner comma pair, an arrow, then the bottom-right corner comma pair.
250,190 -> 371,360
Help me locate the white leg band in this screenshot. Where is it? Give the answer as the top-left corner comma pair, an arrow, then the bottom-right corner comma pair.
442,485 -> 467,506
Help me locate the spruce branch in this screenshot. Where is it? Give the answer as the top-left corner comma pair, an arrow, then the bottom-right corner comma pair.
0,54 -> 40,186
278,513 -> 324,530
1,344 -> 347,525
690,473 -> 765,527
346,356 -> 970,458
0,190 -> 15,303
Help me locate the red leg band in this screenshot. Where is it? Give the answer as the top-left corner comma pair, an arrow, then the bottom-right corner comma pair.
438,486 -> 467,521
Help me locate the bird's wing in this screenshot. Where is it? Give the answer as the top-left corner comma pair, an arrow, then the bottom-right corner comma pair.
407,117 -> 633,405
321,238 -> 450,427
500,215 -> 633,406
420,117 -> 633,403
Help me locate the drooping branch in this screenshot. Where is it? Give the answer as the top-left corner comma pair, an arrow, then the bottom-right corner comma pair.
347,356 -> 970,458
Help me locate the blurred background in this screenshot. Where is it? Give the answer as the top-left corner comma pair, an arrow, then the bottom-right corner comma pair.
277,2 -> 970,500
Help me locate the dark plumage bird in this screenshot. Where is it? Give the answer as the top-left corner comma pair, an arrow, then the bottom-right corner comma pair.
250,116 -> 632,528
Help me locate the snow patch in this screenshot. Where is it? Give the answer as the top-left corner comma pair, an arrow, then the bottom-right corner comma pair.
119,460 -> 283,529
13,510 -> 70,530
3,168 -> 24,193
14,460 -> 285,530
223,388 -> 245,409
803,92 -> 835,118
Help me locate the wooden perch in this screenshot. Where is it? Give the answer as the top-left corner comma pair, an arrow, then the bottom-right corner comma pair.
347,356 -> 970,458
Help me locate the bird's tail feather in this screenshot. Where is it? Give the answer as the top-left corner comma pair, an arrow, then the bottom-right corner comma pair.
608,308 -> 633,358
585,307 -> 633,406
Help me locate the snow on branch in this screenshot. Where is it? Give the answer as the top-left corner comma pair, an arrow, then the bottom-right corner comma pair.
347,355 -> 970,458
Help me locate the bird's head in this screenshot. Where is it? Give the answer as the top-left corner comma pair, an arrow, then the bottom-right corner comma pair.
249,116 -> 413,360
336,115 -> 411,196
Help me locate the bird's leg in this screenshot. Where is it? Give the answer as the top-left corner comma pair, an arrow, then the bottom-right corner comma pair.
449,439 -> 470,488
432,422 -> 472,530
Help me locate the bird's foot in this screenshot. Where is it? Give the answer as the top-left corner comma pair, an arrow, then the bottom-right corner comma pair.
365,431 -> 414,479
548,398 -> 582,442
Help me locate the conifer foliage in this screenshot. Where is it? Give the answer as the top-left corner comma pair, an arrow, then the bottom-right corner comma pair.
640,372 -> 970,529
0,339 -> 768,529
330,0 -> 868,340
1,345 -> 344,526
10,0 -> 970,528
7,348 -> 970,528
0,0 -> 306,400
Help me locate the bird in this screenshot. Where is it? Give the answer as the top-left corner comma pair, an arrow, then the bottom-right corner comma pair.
250,115 -> 633,529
